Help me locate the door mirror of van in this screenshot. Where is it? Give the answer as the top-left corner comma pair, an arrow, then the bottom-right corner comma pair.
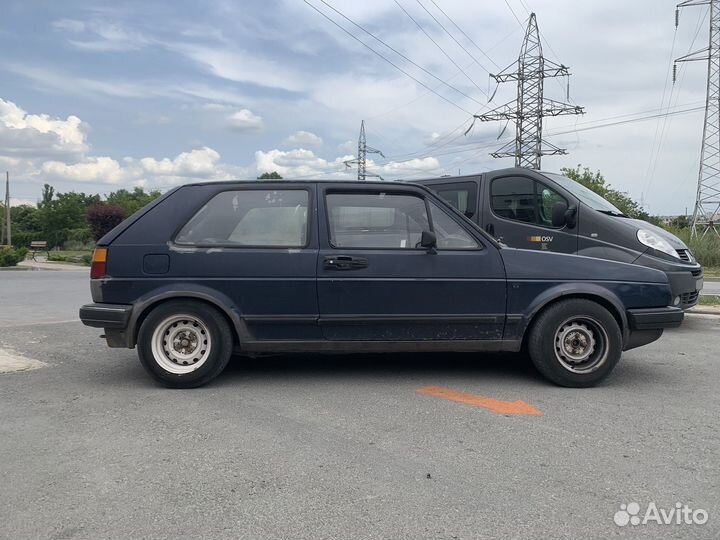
565,205 -> 577,228
552,202 -> 569,227
551,202 -> 577,229
419,230 -> 437,252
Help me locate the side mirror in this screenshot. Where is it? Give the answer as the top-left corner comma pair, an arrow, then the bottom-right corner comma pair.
551,202 -> 577,229
565,205 -> 577,229
419,230 -> 437,252
551,201 -> 568,227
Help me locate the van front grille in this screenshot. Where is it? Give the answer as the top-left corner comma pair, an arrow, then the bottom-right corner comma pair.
676,249 -> 691,262
680,291 -> 699,305
691,269 -> 702,277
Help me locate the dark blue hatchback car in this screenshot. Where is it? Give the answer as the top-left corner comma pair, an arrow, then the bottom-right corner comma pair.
80,181 -> 683,388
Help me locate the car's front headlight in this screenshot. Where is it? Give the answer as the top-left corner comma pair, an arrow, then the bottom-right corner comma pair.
637,229 -> 680,258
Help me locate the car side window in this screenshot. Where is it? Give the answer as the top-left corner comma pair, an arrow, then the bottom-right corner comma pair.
326,192 -> 429,249
537,184 -> 566,226
491,177 -> 566,227
428,201 -> 479,249
175,189 -> 309,247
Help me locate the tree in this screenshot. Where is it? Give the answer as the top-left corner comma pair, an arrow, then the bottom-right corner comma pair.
8,205 -> 42,248
559,165 -> 659,223
106,187 -> 162,216
257,171 -> 283,180
37,190 -> 100,248
86,203 -> 127,241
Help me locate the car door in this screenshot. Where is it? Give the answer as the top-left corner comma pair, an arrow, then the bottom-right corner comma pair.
316,184 -> 506,341
483,172 -> 578,254
172,184 -> 320,341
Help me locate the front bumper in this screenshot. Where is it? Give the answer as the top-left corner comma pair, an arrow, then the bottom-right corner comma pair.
627,306 -> 684,330
667,269 -> 703,309
634,253 -> 702,309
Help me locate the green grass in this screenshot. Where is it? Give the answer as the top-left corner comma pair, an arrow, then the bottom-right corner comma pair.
665,227 -> 720,267
703,266 -> 720,278
698,295 -> 720,306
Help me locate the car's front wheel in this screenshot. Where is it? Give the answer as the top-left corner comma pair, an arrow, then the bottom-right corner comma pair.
527,299 -> 622,387
137,300 -> 233,388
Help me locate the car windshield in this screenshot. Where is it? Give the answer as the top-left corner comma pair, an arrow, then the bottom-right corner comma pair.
543,173 -> 625,215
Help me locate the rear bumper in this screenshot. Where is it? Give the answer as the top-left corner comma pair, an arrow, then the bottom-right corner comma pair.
627,306 -> 684,330
79,303 -> 132,329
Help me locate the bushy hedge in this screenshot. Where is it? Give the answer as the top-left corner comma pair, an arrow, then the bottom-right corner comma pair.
0,246 -> 28,267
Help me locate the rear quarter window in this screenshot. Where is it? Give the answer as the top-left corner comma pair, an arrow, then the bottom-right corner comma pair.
175,189 -> 309,247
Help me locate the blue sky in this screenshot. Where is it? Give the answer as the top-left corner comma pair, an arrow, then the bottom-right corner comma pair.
0,0 -> 711,214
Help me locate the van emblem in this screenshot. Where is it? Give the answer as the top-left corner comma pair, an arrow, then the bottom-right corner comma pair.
528,235 -> 553,243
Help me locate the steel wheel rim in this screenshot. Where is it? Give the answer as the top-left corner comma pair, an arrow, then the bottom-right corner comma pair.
151,314 -> 212,374
553,316 -> 608,374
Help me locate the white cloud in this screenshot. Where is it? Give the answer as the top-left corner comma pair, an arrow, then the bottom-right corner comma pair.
53,18 -> 151,51
255,148 -> 350,178
169,44 -> 306,92
226,109 -> 263,131
337,140 -> 355,153
0,98 -> 88,158
133,147 -> 224,178
365,157 -> 441,178
10,198 -> 36,207
42,156 -> 126,184
285,130 -> 323,147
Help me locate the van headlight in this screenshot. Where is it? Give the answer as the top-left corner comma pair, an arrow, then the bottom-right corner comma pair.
637,229 -> 680,258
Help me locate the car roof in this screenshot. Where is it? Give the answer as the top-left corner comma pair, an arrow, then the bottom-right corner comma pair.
181,179 -> 429,188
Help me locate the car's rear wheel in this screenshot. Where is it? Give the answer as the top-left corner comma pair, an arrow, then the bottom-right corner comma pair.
527,299 -> 622,387
137,300 -> 233,388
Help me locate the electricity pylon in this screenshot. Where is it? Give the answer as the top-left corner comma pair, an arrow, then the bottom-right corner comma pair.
675,0 -> 720,238
474,13 -> 583,169
345,120 -> 384,180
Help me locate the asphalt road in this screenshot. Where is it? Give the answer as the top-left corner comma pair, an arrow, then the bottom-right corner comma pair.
0,272 -> 718,539
702,279 -> 720,295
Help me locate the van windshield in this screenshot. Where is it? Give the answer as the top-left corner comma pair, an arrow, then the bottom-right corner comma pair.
543,173 -> 626,216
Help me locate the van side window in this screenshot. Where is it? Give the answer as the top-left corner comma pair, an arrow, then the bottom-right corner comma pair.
433,182 -> 477,218
491,177 -> 566,227
326,192 -> 429,249
175,189 -> 309,247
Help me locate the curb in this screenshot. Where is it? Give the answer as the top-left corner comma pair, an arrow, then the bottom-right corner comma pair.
0,266 -> 32,271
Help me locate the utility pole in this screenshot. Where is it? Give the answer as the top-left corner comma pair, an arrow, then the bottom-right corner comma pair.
474,13 -> 584,169
675,0 -> 720,238
3,172 -> 9,246
345,120 -> 385,180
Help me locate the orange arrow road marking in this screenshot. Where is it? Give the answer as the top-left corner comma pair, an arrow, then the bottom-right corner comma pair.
416,386 -> 543,416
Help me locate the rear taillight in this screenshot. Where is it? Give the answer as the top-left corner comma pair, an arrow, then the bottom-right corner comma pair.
90,247 -> 108,279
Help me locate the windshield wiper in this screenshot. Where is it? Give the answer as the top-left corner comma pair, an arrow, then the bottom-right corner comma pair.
597,209 -> 628,217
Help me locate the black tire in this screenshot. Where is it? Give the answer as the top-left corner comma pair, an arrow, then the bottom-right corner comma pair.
527,299 -> 622,388
137,300 -> 233,388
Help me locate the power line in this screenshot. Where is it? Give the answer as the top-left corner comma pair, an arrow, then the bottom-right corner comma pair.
427,0 -> 501,70
306,0 -> 483,111
380,103 -> 706,167
502,0 -> 526,29
644,6 -> 708,197
393,0 -> 488,97
415,0 -> 495,74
